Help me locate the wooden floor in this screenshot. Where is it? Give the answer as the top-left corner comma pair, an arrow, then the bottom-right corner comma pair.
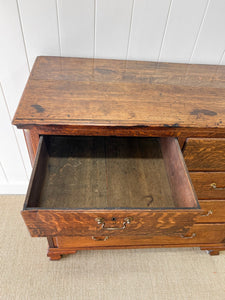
36,136 -> 175,209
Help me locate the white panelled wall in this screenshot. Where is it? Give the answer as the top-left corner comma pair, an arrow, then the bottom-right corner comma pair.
0,0 -> 225,193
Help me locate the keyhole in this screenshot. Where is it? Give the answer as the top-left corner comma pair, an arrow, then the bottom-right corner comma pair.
112,217 -> 116,221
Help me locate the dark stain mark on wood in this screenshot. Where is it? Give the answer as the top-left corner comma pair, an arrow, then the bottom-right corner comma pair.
134,125 -> 149,128
31,104 -> 45,113
190,109 -> 217,116
163,123 -> 180,128
142,195 -> 154,206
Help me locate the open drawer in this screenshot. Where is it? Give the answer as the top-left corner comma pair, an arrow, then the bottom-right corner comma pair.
22,136 -> 202,237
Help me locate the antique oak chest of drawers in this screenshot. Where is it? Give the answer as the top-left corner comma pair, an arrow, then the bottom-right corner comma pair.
13,56 -> 225,260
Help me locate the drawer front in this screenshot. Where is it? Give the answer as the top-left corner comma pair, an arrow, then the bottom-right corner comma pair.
190,172 -> 225,199
22,209 -> 200,237
198,200 -> 225,223
22,135 -> 202,238
53,224 -> 225,248
183,138 -> 225,171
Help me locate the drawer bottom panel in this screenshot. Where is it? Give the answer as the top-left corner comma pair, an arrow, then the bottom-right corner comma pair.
53,224 -> 225,249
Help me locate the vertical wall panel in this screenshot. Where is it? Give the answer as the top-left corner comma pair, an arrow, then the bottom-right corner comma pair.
0,0 -> 29,116
57,0 -> 95,57
95,0 -> 133,59
0,0 -> 31,182
0,163 -> 7,184
127,0 -> 171,61
220,52 -> 225,65
18,0 -> 60,68
190,0 -> 225,64
0,0 -> 224,193
0,86 -> 27,184
159,0 -> 209,63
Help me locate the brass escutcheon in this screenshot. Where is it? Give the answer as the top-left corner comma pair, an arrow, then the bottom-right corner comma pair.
180,233 -> 196,239
92,236 -> 109,241
210,183 -> 225,190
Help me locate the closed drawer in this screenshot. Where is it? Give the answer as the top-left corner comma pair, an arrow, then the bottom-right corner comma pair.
22,135 -> 201,237
190,172 -> 225,199
198,200 -> 225,223
53,224 -> 225,248
183,138 -> 225,171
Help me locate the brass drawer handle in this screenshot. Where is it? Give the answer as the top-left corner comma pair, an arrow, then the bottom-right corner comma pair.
95,217 -> 131,231
92,236 -> 109,241
211,183 -> 225,190
201,210 -> 213,217
180,233 -> 196,239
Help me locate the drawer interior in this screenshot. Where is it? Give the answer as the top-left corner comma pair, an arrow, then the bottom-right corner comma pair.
26,136 -> 198,210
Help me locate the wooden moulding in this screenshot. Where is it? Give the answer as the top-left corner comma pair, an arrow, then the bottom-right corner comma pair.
22,136 -> 202,238
47,244 -> 225,260
16,124 -> 225,138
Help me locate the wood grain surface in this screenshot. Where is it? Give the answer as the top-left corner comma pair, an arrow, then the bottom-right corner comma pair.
21,209 -> 201,237
160,138 -> 197,208
198,200 -> 225,223
53,223 -> 225,248
22,135 -> 201,237
27,136 -> 198,210
23,129 -> 39,165
13,56 -> 225,132
38,136 -> 174,209
47,244 -> 225,260
183,138 -> 225,171
190,172 -> 225,199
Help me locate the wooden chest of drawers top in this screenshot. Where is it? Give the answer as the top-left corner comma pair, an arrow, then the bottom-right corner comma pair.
13,56 -> 225,137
